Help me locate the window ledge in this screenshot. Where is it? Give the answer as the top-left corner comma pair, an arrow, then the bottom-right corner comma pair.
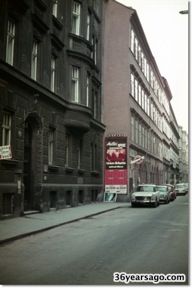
65,167 -> 74,173
48,165 -> 59,171
52,15 -> 63,30
91,170 -> 100,176
78,169 -> 85,175
0,159 -> 18,166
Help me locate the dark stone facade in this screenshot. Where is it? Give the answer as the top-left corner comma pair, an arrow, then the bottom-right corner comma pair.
0,0 -> 105,218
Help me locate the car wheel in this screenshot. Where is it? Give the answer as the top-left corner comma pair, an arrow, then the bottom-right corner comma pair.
153,200 -> 157,208
131,203 -> 136,208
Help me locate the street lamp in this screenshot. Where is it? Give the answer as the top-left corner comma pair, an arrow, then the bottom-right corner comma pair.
179,10 -> 188,14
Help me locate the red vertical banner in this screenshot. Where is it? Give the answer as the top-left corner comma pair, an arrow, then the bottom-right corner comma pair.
105,137 -> 127,194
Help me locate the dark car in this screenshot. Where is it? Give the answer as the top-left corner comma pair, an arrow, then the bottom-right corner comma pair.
157,185 -> 170,204
164,184 -> 176,201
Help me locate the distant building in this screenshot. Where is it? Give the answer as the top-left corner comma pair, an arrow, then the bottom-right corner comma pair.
0,0 -> 105,218
178,127 -> 189,183
103,0 -> 181,199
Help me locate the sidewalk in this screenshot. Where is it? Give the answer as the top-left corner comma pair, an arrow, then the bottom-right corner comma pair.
0,202 -> 128,245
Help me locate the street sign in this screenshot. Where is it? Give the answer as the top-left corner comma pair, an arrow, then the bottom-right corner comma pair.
0,145 -> 12,159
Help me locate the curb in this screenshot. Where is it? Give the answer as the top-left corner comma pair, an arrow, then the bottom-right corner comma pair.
0,206 -> 123,246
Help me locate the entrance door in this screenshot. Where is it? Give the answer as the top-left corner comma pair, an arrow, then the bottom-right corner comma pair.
24,122 -> 32,210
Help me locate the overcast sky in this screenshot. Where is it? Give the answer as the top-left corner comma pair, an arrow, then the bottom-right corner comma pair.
117,0 -> 189,133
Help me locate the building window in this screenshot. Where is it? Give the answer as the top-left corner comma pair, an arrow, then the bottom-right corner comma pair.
135,79 -> 138,102
131,29 -> 135,53
144,128 -> 148,150
141,90 -> 145,110
72,1 -> 81,35
93,90 -> 98,119
148,130 -> 150,151
139,123 -> 142,146
135,120 -> 138,144
141,126 -> 145,148
52,0 -> 58,17
51,56 -> 56,92
134,38 -> 138,60
65,134 -> 71,167
93,38 -> 98,65
138,85 -> 142,106
86,13 -> 90,41
71,67 -> 80,103
48,128 -> 55,165
91,143 -> 97,171
6,20 -> 15,65
77,139 -> 83,169
131,116 -> 134,142
131,73 -> 134,97
86,74 -> 90,107
2,112 -> 11,146
31,40 -> 38,80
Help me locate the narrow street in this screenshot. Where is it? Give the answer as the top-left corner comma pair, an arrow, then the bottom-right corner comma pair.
0,195 -> 188,285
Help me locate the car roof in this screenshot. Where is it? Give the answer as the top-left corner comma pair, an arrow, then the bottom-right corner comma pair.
137,184 -> 156,186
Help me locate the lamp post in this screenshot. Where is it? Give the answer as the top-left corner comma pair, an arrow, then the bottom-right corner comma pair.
179,10 -> 188,14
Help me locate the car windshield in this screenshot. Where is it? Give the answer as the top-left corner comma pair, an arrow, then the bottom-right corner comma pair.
136,186 -> 155,192
157,186 -> 167,192
176,184 -> 185,188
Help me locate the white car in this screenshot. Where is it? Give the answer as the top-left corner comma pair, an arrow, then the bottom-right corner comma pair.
175,183 -> 187,195
131,184 -> 160,208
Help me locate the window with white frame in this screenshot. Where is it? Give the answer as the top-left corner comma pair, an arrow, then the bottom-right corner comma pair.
86,73 -> 90,107
51,56 -> 56,92
130,29 -> 135,52
6,20 -> 15,65
48,128 -> 55,165
134,38 -> 138,60
131,73 -> 135,97
141,90 -> 145,110
52,0 -> 58,17
86,13 -> 90,41
31,40 -> 38,80
71,67 -> 80,103
2,112 -> 11,146
72,1 -> 81,35
134,79 -> 138,102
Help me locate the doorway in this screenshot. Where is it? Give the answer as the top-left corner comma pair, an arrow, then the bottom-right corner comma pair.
23,113 -> 41,211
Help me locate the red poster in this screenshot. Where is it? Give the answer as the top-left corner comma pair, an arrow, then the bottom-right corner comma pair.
105,137 -> 127,194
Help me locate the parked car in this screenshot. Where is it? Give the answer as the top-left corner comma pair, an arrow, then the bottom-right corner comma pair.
175,183 -> 187,195
131,184 -> 160,208
164,184 -> 176,201
157,185 -> 170,204
184,183 -> 188,193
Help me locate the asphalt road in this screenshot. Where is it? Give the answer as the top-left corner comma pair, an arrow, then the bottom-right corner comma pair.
0,195 -> 188,285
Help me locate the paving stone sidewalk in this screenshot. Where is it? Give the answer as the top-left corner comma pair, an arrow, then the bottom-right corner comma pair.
0,202 -> 128,245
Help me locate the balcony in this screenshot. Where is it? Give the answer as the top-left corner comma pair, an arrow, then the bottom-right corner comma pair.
64,104 -> 91,133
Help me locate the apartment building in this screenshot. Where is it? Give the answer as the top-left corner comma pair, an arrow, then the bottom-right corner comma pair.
178,127 -> 189,183
103,0 -> 180,199
0,0 -> 105,218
